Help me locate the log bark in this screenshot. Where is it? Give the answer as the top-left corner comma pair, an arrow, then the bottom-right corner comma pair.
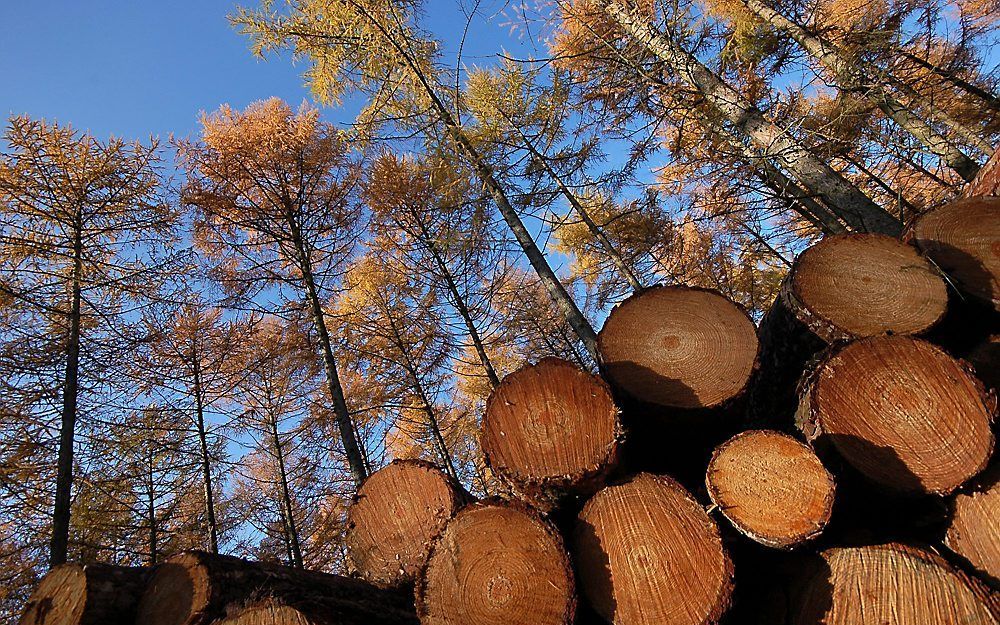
796,335 -> 996,495
706,430 -> 835,549
903,196 -> 1000,313
750,233 -> 949,426
216,596 -> 418,625
416,501 -> 576,625
481,357 -> 622,511
597,285 -> 759,412
136,551 -> 414,625
19,563 -> 151,625
963,146 -> 1000,198
791,543 -> 998,624
344,459 -> 469,588
573,473 -> 734,625
946,465 -> 1000,588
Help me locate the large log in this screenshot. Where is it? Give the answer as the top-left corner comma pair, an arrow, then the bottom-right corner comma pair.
946,465 -> 1000,587
706,430 -> 835,549
573,473 -> 733,625
136,551 -> 413,625
797,335 -> 995,495
791,542 -> 998,624
19,563 -> 150,625
215,597 -> 418,625
597,285 -> 758,412
750,233 -> 948,425
481,357 -> 622,511
903,196 -> 999,313
344,459 -> 468,588
416,501 -> 575,625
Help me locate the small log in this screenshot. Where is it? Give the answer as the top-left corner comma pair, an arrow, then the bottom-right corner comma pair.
481,357 -> 622,511
791,542 -> 998,624
597,285 -> 758,412
706,430 -> 835,549
573,473 -> 733,625
946,466 -> 1000,587
416,501 -> 575,625
19,563 -> 150,625
344,459 -> 468,588
751,233 -> 948,425
797,335 -> 995,495
904,196 -> 1000,313
216,597 -> 417,625
136,551 -> 413,625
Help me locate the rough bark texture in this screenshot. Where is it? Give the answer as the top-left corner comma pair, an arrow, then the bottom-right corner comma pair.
946,466 -> 1000,588
216,597 -> 418,625
136,551 -> 414,625
963,146 -> 1000,198
796,336 -> 996,495
904,196 -> 1000,313
481,357 -> 623,511
791,543 -> 998,624
344,459 -> 469,588
750,233 -> 949,426
416,500 -> 576,625
706,430 -> 835,549
19,563 -> 151,625
573,473 -> 734,625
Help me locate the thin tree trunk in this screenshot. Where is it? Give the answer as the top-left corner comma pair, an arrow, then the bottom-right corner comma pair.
897,50 -> 1000,112
147,443 -> 157,566
738,0 -> 982,181
268,411 -> 303,569
602,1 -> 903,235
50,213 -> 83,567
887,76 -> 995,154
192,351 -> 220,554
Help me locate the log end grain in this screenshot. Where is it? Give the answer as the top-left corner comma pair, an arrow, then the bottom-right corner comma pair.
800,336 -> 995,495
20,563 -> 150,625
597,286 -> 758,411
706,430 -> 835,549
946,467 -> 1000,586
573,473 -> 733,625
18,565 -> 87,625
217,597 -> 419,625
417,501 -> 575,625
345,459 -> 467,588
482,357 -> 622,509
788,233 -> 948,341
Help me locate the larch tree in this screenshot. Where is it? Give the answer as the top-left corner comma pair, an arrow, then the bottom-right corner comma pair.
176,98 -> 370,485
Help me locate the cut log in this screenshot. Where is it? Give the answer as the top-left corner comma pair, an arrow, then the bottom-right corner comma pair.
963,145 -> 1000,198
792,542 -> 998,624
904,196 -> 1000,313
750,233 -> 948,425
416,501 -> 575,625
597,286 -> 758,411
797,335 -> 995,495
946,466 -> 1000,587
573,473 -> 733,625
19,563 -> 150,625
345,459 -> 468,587
215,597 -> 418,625
706,430 -> 835,549
136,551 -> 414,625
481,357 -> 622,511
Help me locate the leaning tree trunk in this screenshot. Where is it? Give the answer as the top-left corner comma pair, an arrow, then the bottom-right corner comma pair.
737,0 -> 983,180
602,1 -> 903,236
897,50 -> 1000,113
19,563 -> 151,625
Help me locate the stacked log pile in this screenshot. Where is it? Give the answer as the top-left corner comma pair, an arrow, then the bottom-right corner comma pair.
19,199 -> 999,624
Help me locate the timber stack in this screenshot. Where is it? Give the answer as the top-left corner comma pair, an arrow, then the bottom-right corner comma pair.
19,199 -> 1000,624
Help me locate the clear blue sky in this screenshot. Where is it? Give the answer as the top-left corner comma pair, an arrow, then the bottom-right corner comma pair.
0,0 -> 533,142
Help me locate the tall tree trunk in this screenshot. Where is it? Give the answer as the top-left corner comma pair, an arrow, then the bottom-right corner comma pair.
147,443 -> 157,566
737,0 -> 982,181
286,213 -> 368,485
267,411 -> 303,569
192,352 -> 219,554
897,50 -> 1000,112
603,1 -> 904,235
49,213 -> 83,567
887,76 -> 995,154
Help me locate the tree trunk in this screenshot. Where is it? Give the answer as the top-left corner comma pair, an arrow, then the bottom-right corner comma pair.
603,1 -> 903,235
137,551 -> 416,625
706,430 -> 835,549
50,215 -> 83,568
345,459 -> 469,588
147,443 -> 157,566
572,473 -> 733,625
738,0 -> 982,182
417,501 -> 576,625
267,412 -> 303,569
897,50 -> 1000,113
19,563 -> 151,625
191,352 -> 219,554
796,335 -> 995,495
887,76 -> 995,155
750,233 -> 949,425
481,357 -> 622,512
